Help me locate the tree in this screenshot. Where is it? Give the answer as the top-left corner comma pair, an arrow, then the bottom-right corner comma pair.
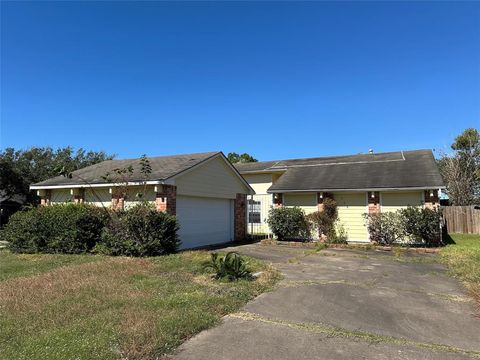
439,128 -> 480,205
0,147 -> 115,205
227,152 -> 258,164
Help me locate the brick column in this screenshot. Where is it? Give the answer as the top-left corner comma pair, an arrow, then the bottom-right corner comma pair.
424,190 -> 439,209
111,195 -> 124,210
367,191 -> 380,214
73,189 -> 85,204
317,192 -> 333,211
273,193 -> 283,208
39,189 -> 51,206
155,185 -> 177,215
234,193 -> 247,241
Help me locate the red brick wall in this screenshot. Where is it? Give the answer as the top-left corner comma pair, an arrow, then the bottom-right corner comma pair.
111,196 -> 124,210
424,190 -> 439,209
40,189 -> 51,206
368,191 -> 380,214
155,185 -> 177,215
273,193 -> 283,208
234,193 -> 246,241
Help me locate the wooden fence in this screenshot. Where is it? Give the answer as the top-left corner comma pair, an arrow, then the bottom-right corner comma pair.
442,206 -> 480,234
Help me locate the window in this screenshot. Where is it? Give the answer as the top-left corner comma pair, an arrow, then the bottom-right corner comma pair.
248,199 -> 261,224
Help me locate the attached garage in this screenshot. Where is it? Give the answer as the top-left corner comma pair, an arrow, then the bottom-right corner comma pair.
31,152 -> 254,250
334,192 -> 369,242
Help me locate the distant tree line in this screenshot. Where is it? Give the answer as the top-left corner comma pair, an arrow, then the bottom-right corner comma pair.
0,147 -> 114,207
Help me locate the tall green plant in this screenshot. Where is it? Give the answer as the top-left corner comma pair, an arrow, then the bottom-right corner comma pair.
204,252 -> 252,281
267,207 -> 311,240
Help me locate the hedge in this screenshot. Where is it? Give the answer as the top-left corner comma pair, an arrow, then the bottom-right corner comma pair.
1,203 -> 180,255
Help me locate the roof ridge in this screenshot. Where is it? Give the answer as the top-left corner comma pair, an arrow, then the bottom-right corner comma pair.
243,149 -> 430,166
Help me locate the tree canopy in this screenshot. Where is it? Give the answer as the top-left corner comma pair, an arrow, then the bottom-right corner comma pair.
0,147 -> 115,204
227,152 -> 258,164
439,128 -> 479,205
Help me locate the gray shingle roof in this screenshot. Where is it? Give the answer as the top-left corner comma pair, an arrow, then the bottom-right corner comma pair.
236,150 -> 444,192
32,152 -> 220,187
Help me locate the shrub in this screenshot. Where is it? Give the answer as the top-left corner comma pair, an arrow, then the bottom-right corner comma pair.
3,204 -> 109,254
96,203 -> 180,256
1,207 -> 39,253
204,252 -> 251,281
267,207 -> 311,240
328,223 -> 349,244
399,206 -> 443,247
307,198 -> 338,239
364,212 -> 405,245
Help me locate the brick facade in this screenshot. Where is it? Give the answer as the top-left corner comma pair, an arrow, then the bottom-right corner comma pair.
273,193 -> 283,207
424,189 -> 439,209
155,185 -> 177,215
234,193 -> 247,241
111,195 -> 124,210
316,192 -> 333,211
73,189 -> 85,204
40,189 -> 51,206
367,191 -> 380,214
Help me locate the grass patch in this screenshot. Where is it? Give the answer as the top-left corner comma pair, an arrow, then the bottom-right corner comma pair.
0,250 -> 280,360
440,233 -> 480,305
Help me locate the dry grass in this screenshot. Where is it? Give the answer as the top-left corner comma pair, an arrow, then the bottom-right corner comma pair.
0,251 -> 280,360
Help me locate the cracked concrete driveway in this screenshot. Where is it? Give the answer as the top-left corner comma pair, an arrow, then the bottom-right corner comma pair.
173,244 -> 480,360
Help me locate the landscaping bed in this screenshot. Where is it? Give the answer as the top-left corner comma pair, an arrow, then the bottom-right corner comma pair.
0,250 -> 280,360
259,239 -> 441,254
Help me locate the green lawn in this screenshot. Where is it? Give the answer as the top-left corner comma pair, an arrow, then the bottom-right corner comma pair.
0,250 -> 280,360
441,233 -> 480,304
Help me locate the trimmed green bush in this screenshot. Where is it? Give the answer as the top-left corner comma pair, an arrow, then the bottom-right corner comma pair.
267,206 -> 311,241
3,204 -> 108,254
365,206 -> 443,247
364,212 -> 405,245
95,203 -> 180,256
399,206 -> 443,246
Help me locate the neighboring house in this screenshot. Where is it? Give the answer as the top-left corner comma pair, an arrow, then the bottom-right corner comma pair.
30,152 -> 254,249
236,149 -> 445,242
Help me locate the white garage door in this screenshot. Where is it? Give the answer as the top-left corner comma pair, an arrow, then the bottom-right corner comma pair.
176,195 -> 234,249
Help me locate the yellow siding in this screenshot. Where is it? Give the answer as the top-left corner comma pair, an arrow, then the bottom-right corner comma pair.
84,188 -> 111,208
381,191 -> 423,212
242,174 -> 272,195
334,192 -> 368,242
50,189 -> 72,204
175,156 -> 248,199
284,193 -> 317,215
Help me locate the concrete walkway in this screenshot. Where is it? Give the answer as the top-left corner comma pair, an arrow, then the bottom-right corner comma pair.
173,244 -> 480,360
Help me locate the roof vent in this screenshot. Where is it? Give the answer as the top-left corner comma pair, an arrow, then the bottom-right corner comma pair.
368,149 -> 374,154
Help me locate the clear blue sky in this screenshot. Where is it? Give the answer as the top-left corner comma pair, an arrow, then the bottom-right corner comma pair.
1,1 -> 479,161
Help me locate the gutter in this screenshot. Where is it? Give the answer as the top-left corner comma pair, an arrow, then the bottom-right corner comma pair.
266,186 -> 446,193
30,180 -> 165,190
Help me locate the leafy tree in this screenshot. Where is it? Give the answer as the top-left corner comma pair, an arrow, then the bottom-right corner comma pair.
0,147 -> 114,205
439,128 -> 479,205
227,152 -> 258,164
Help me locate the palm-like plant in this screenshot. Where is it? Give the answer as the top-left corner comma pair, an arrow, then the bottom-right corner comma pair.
205,252 -> 252,281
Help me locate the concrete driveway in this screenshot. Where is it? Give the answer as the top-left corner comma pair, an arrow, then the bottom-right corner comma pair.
174,244 -> 480,360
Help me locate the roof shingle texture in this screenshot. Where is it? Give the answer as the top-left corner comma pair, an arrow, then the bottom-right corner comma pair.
235,150 -> 444,192
32,152 -> 219,187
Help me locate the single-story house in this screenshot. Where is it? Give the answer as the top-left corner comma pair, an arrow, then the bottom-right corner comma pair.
30,152 -> 254,249
235,149 -> 445,242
